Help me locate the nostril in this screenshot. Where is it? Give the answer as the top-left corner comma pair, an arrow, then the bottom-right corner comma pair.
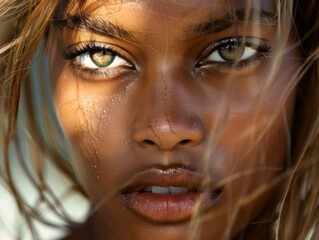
143,139 -> 155,145
180,139 -> 191,145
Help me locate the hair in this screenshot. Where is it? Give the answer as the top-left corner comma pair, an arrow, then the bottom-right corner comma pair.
0,0 -> 318,239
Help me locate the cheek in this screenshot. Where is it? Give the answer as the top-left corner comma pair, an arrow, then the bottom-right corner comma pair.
203,94 -> 296,231
54,89 -> 115,148
209,86 -> 296,189
51,79 -> 131,185
227,57 -> 298,173
58,95 -> 109,132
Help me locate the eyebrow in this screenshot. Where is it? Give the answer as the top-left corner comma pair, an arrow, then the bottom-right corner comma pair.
53,14 -> 138,43
185,8 -> 277,40
52,8 -> 277,43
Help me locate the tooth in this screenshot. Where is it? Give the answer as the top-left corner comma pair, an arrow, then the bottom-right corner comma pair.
169,187 -> 188,194
151,186 -> 170,194
143,187 -> 152,193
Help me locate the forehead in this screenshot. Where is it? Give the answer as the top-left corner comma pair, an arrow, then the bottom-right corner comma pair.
59,0 -> 276,18
55,0 -> 277,43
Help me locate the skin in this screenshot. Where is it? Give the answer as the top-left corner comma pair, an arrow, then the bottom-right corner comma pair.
48,0 -> 301,239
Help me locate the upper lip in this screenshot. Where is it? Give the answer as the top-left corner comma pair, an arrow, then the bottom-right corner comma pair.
121,166 -> 219,194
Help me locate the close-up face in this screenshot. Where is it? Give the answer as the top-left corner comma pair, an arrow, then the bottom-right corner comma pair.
47,0 -> 301,239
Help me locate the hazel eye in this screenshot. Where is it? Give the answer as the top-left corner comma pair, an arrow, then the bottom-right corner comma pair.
208,44 -> 257,62
76,49 -> 130,69
196,38 -> 271,71
63,42 -> 136,80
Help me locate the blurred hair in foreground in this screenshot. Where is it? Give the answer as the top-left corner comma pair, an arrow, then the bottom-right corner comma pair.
0,0 -> 319,239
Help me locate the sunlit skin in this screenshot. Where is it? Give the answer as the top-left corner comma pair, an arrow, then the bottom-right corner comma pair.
48,0 -> 301,239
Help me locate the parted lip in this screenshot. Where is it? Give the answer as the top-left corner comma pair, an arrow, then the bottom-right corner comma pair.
121,167 -> 219,194
120,166 -> 223,223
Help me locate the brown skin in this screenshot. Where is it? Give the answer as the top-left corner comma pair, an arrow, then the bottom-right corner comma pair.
48,0 -> 301,239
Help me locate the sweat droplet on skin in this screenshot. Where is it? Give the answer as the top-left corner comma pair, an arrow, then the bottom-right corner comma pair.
76,95 -> 117,181
78,96 -> 112,129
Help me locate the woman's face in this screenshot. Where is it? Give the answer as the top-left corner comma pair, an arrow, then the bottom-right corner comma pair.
48,0 -> 301,239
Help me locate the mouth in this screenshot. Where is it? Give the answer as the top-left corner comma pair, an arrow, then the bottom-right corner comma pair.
121,167 -> 223,223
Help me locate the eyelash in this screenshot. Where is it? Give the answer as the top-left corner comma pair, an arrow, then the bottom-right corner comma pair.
196,37 -> 272,71
62,38 -> 271,80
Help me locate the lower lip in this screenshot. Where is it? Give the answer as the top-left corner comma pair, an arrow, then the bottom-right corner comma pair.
122,190 -> 222,223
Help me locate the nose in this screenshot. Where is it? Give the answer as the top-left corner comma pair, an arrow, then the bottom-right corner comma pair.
133,72 -> 205,151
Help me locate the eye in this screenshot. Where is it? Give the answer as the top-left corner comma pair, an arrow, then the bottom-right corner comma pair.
196,38 -> 271,70
209,44 -> 256,62
76,49 -> 131,69
63,42 -> 135,80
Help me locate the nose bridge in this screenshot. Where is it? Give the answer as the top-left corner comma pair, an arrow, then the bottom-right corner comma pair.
155,69 -> 179,124
133,65 -> 204,150
150,75 -> 183,135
